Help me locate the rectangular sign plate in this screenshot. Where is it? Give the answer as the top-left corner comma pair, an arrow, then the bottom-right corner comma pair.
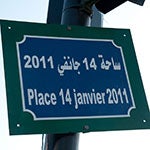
17,36 -> 134,119
1,20 -> 150,135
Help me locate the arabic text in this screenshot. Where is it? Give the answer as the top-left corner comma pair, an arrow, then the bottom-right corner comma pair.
23,54 -> 122,76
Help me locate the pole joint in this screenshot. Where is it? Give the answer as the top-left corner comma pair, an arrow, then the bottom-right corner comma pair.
80,0 -> 100,15
63,0 -> 100,16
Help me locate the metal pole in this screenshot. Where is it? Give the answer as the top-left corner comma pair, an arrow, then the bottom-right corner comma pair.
42,133 -> 80,150
47,0 -> 64,24
61,0 -> 92,26
43,0 -> 103,150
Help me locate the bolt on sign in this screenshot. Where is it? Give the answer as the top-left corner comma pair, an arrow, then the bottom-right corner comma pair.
0,20 -> 150,135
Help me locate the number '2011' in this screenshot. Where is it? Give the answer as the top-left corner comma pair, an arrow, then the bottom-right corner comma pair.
23,55 -> 54,69
106,88 -> 129,104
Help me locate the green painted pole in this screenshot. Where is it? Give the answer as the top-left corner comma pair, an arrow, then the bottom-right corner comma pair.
43,1 -> 102,150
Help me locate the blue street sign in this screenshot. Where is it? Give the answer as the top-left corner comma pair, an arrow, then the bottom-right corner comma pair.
17,36 -> 135,120
1,20 -> 150,135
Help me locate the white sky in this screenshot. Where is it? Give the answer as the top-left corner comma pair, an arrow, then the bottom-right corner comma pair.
0,0 -> 150,150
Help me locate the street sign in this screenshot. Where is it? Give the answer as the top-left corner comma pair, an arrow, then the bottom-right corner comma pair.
17,36 -> 135,120
1,20 -> 150,135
